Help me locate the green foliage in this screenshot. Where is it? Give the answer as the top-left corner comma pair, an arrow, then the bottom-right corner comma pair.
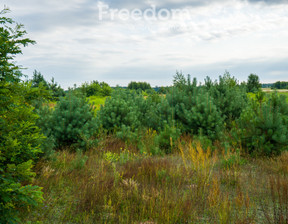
48,77 -> 66,100
0,8 -> 36,82
247,74 -> 261,93
127,81 -> 152,91
173,70 -> 187,88
103,149 -> 134,165
157,86 -> 170,94
237,92 -> 288,156
37,92 -> 98,150
206,72 -> 248,125
70,150 -> 88,170
156,125 -> 181,154
98,89 -> 142,131
87,95 -> 107,111
167,76 -> 224,140
0,85 -> 44,222
0,8 -> 44,223
31,70 -> 49,89
80,80 -> 112,97
30,70 -> 65,101
273,81 -> 288,90
220,152 -> 247,169
98,89 -> 162,133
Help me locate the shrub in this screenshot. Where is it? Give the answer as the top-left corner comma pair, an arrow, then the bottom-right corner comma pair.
127,81 -> 152,91
206,72 -> 248,125
0,84 -> 45,223
156,124 -> 181,154
237,93 -> 288,156
247,74 -> 261,93
166,83 -> 224,140
80,80 -> 112,97
37,92 -> 98,150
98,89 -> 163,132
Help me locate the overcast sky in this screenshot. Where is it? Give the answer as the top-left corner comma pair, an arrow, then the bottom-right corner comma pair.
3,0 -> 288,88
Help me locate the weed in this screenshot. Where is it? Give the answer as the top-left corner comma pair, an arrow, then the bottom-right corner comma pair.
261,176 -> 288,224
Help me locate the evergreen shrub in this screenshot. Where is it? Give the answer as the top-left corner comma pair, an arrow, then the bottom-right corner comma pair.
98,89 -> 163,132
166,78 -> 224,140
206,73 -> 248,125
0,83 -> 44,223
37,92 -> 98,150
237,93 -> 288,156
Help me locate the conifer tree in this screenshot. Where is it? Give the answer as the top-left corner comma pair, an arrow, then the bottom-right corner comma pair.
238,92 -> 288,156
0,8 -> 44,223
37,92 -> 98,150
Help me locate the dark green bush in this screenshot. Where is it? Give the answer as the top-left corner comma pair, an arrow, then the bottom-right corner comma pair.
127,81 -> 152,91
98,89 -> 142,131
37,92 -> 98,150
156,124 -> 181,154
237,93 -> 288,156
98,89 -> 163,132
206,72 -> 248,125
80,80 -> 112,97
247,73 -> 261,93
166,76 -> 224,140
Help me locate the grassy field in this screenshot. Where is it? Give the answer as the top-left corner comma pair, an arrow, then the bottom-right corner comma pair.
48,96 -> 107,110
248,90 -> 288,102
88,96 -> 107,110
22,135 -> 288,224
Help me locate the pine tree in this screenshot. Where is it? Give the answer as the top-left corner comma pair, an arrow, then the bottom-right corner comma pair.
0,8 -> 44,223
206,72 -> 248,126
37,92 -> 98,150
238,92 -> 288,156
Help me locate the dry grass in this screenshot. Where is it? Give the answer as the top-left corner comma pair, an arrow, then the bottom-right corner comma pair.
22,136 -> 288,223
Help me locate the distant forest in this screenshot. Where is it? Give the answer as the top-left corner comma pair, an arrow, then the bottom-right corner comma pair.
262,81 -> 288,89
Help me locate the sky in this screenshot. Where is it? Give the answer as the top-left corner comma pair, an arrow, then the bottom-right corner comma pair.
3,0 -> 288,88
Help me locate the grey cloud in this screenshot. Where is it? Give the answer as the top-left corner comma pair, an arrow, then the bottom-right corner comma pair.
247,0 -> 288,4
102,0 -> 288,10
8,0 -> 288,35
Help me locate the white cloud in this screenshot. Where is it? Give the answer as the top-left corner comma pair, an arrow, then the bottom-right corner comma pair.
3,0 -> 288,88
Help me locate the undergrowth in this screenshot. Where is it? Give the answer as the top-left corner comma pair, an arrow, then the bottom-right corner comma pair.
21,136 -> 288,224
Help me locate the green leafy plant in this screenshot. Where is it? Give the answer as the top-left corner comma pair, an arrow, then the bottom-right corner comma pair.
80,80 -> 112,97
156,124 -> 181,154
247,74 -> 261,93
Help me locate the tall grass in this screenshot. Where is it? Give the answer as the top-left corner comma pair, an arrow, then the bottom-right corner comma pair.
21,135 -> 288,223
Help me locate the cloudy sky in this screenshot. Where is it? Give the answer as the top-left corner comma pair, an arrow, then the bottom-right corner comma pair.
3,0 -> 288,88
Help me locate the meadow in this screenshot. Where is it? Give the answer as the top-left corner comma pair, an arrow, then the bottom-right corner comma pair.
22,135 -> 288,224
